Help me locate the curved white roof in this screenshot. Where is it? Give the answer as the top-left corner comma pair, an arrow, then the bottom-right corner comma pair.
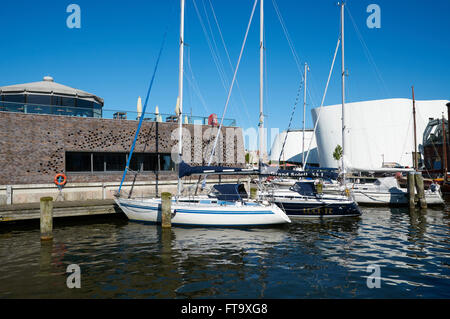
311,98 -> 450,169
0,76 -> 104,105
269,129 -> 319,165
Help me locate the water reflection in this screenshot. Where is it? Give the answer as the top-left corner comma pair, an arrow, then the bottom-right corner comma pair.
0,206 -> 449,298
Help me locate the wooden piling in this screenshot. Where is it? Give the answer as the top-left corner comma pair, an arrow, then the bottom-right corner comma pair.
40,197 -> 53,241
161,192 -> 172,228
316,181 -> 323,194
407,172 -> 415,209
250,187 -> 257,200
414,172 -> 427,209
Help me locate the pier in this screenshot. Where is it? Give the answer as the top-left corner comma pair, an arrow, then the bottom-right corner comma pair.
0,199 -> 120,222
0,177 -> 248,223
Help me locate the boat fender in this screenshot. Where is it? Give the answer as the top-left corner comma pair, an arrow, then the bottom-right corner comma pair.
54,173 -> 67,186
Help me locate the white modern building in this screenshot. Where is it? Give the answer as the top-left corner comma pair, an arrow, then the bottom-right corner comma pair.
269,129 -> 320,166
311,98 -> 450,169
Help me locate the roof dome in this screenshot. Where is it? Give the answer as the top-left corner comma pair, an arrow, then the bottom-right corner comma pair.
0,76 -> 103,106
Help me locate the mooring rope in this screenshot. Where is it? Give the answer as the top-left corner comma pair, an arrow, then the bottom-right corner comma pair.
201,0 -> 259,189
278,79 -> 303,164
118,29 -> 168,195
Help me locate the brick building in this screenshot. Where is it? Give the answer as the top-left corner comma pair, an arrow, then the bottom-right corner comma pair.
0,78 -> 244,187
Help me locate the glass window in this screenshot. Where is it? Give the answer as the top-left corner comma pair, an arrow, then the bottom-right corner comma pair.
160,154 -> 175,171
105,153 -> 126,171
129,155 -> 141,172
61,97 -> 75,107
52,96 -> 63,106
130,153 -> 159,171
77,99 -> 93,109
143,154 -> 158,171
93,153 -> 105,171
66,152 -> 91,172
65,152 -> 174,173
93,103 -> 102,118
28,104 -> 52,114
2,94 -> 25,103
27,94 -> 51,105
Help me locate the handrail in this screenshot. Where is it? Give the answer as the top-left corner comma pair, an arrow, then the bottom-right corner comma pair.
0,101 -> 237,126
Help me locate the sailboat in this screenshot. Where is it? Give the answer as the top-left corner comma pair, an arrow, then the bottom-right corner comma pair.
258,2 -> 361,218
318,8 -> 444,207
114,0 -> 291,226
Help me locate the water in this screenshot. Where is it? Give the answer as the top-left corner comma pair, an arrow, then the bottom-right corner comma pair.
0,206 -> 449,299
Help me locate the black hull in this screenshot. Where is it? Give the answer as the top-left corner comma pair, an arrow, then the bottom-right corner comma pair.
275,201 -> 361,217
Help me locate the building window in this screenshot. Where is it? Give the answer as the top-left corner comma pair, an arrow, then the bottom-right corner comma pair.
105,153 -> 126,171
27,94 -> 52,105
66,152 -> 175,173
130,153 -> 159,171
2,94 -> 25,103
160,154 -> 176,171
66,152 -> 91,172
93,153 -> 105,171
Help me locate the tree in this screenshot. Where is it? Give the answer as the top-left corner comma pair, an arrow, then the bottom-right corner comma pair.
333,145 -> 343,161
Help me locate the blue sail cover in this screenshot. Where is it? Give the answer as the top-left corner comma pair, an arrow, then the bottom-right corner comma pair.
178,161 -> 258,178
291,182 -> 316,196
212,184 -> 248,201
260,164 -> 339,180
178,161 -> 338,180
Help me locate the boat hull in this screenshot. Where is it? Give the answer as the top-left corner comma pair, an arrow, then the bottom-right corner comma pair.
273,198 -> 361,218
114,198 -> 291,226
351,190 -> 444,206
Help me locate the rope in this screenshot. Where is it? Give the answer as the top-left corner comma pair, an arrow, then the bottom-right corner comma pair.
207,0 -> 252,126
303,35 -> 341,168
271,0 -> 317,107
278,78 -> 303,164
185,47 -> 210,114
202,0 -> 259,188
345,5 -> 391,98
118,29 -> 168,195
192,0 -> 229,94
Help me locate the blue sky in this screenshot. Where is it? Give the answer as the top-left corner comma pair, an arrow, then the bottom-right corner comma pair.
1,0 -> 449,150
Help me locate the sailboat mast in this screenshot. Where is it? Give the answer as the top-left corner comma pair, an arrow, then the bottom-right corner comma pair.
259,0 -> 264,166
340,2 -> 346,184
302,62 -> 308,167
412,86 -> 418,170
177,0 -> 185,196
442,113 -> 447,181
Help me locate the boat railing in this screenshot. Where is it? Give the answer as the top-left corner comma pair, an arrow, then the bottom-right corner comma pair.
0,101 -> 237,126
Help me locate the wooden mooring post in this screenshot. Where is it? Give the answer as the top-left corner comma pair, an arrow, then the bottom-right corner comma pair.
40,197 -> 53,241
250,187 -> 257,200
407,172 -> 416,209
407,172 -> 427,209
161,192 -> 172,228
415,172 -> 427,209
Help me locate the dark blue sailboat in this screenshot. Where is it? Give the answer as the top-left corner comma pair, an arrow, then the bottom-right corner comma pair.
264,181 -> 361,218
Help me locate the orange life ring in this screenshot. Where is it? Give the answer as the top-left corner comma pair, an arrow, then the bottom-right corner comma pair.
54,173 -> 67,186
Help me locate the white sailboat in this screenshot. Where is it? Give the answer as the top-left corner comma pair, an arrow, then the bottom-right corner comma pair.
115,0 -> 291,226
320,4 -> 444,207
349,176 -> 444,206
258,2 -> 360,218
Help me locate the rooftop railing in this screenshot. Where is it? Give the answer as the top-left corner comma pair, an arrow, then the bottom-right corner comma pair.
0,101 -> 237,127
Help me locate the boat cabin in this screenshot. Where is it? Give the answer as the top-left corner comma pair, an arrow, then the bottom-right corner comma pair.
209,184 -> 248,201
290,181 -> 317,196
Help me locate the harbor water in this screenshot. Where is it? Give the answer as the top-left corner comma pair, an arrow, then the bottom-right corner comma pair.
0,205 -> 449,298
